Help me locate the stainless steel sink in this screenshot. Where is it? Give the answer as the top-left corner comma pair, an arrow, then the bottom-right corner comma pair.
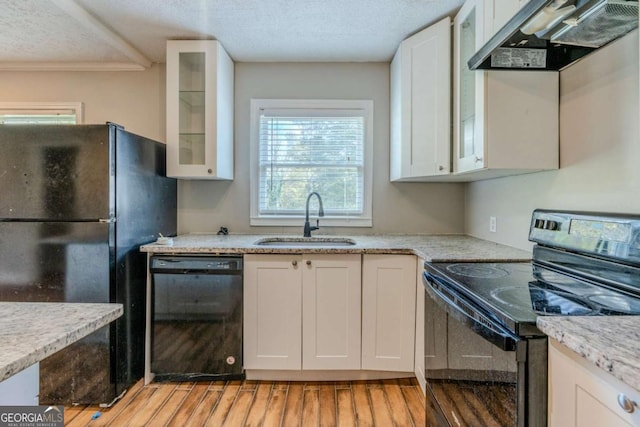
254,237 -> 356,247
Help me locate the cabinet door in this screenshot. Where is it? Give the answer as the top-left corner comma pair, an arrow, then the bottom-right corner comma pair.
302,254 -> 361,370
244,254 -> 302,370
390,17 -> 451,180
453,0 -> 487,174
549,340 -> 640,427
166,40 -> 234,179
485,0 -> 522,42
362,255 -> 417,371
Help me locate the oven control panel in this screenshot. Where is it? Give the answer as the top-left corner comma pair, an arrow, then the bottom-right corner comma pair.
529,210 -> 640,264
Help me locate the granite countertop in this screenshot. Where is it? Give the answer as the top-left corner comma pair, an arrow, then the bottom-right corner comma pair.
537,316 -> 640,392
0,302 -> 123,382
141,234 -> 531,262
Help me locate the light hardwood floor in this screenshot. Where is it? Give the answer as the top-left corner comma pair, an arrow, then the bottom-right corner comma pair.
64,378 -> 425,426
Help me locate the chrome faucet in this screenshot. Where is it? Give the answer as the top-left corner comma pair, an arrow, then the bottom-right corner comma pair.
303,192 -> 324,237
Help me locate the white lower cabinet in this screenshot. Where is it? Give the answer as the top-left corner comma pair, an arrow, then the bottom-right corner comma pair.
549,339 -> 640,427
302,255 -> 361,370
244,254 -> 361,371
362,254 -> 416,372
243,254 -> 302,370
244,253 -> 417,375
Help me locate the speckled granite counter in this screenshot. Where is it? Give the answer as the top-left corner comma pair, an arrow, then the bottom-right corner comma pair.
537,316 -> 640,392
141,234 -> 531,262
0,302 -> 123,382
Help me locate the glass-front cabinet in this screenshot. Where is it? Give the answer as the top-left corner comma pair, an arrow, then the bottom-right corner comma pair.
454,0 -> 486,173
453,0 -> 559,177
166,40 -> 234,179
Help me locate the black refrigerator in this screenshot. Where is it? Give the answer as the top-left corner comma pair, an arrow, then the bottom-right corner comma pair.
0,123 -> 177,405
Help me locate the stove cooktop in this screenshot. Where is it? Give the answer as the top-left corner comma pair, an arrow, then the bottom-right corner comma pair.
424,261 -> 640,337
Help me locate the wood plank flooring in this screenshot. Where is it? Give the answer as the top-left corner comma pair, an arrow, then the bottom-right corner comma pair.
64,378 -> 425,426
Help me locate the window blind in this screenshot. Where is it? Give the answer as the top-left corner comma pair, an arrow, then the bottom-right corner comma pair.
258,109 -> 365,217
0,110 -> 77,124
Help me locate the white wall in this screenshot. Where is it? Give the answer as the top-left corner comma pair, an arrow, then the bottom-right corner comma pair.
465,31 -> 640,251
178,62 -> 466,235
0,65 -> 166,141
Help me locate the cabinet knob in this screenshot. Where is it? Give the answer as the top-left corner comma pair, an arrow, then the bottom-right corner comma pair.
474,156 -> 483,163
306,260 -> 312,266
207,169 -> 213,174
438,165 -> 445,171
618,394 -> 637,413
292,260 -> 298,266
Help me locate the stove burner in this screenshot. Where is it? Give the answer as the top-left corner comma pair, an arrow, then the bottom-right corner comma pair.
528,287 -> 595,315
489,286 -> 531,308
587,294 -> 640,314
490,286 -> 596,316
446,263 -> 510,279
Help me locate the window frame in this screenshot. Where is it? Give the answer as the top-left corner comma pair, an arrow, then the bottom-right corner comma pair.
0,102 -> 84,124
250,99 -> 373,227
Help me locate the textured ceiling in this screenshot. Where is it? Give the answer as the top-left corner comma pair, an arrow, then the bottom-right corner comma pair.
1,1 -> 131,62
0,0 -> 464,69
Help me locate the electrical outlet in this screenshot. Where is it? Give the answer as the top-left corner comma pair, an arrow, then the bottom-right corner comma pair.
489,216 -> 497,233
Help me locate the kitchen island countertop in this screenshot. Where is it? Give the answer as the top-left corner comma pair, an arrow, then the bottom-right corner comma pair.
0,302 -> 123,382
537,316 -> 640,392
141,234 -> 531,262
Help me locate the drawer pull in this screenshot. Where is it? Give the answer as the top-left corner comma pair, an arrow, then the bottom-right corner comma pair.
292,260 -> 298,266
306,260 -> 312,266
618,394 -> 637,413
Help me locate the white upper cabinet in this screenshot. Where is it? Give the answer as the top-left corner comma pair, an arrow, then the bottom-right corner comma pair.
484,0 -> 529,41
453,0 -> 558,179
166,40 -> 234,179
390,17 -> 451,181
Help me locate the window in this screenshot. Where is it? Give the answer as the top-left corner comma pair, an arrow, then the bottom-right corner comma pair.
250,99 -> 373,227
0,102 -> 83,124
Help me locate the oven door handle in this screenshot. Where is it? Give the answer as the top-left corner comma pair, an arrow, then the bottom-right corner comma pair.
423,272 -> 519,351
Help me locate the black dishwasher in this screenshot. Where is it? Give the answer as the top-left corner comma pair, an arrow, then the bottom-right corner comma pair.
150,255 -> 244,381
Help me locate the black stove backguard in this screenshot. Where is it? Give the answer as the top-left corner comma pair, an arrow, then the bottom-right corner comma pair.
529,209 -> 640,268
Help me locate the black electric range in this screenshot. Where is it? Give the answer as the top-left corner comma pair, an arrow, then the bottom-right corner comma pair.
425,250 -> 640,334
422,210 -> 640,427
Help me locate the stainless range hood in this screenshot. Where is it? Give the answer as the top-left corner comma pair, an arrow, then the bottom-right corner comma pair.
468,0 -> 638,70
